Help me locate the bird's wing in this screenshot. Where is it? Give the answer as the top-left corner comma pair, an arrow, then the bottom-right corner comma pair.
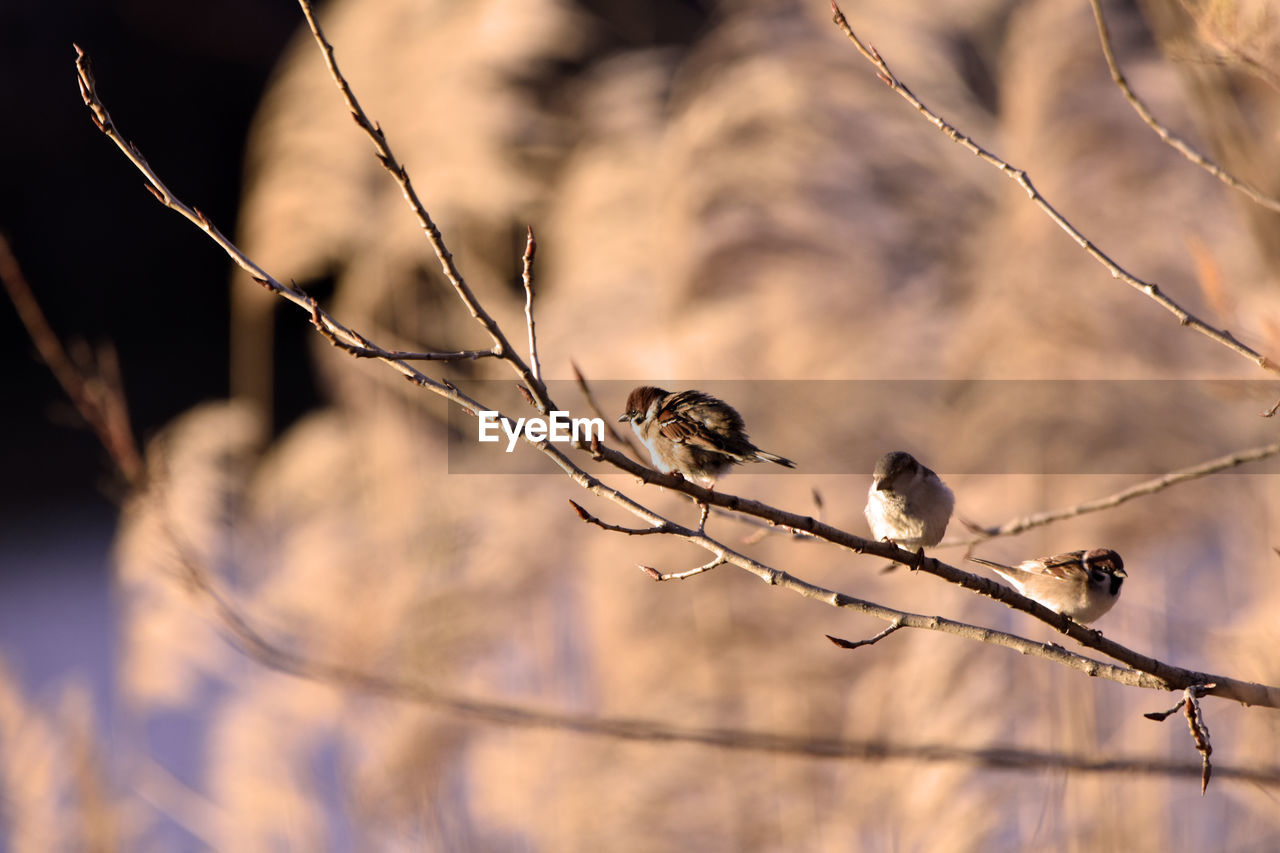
1035,551 -> 1088,580
655,392 -> 743,455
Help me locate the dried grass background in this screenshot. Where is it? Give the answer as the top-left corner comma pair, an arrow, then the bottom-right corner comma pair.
7,0 -> 1280,848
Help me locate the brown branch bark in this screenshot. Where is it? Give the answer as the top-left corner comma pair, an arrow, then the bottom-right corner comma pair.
951,439 -> 1280,544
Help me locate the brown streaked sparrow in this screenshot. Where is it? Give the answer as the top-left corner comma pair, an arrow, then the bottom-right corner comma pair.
618,386 -> 796,484
969,549 -> 1127,624
864,450 -> 954,550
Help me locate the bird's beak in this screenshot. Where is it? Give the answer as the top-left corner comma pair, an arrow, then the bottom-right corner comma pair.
617,414 -> 629,423
872,477 -> 887,491
1114,567 -> 1128,578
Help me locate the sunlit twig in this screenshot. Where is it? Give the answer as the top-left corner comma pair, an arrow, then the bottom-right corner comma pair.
828,1 -> 1280,382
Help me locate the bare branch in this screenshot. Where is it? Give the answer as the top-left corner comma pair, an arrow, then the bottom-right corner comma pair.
951,439 -> 1280,545
641,556 -> 727,581
827,621 -> 903,651
570,360 -> 646,462
611,523 -> 1170,689
292,0 -> 554,414
828,2 -> 1280,379
566,500 -> 728,579
1089,0 -> 1280,214
1146,685 -> 1216,793
568,500 -> 673,535
72,25 -> 1280,712
522,226 -> 542,382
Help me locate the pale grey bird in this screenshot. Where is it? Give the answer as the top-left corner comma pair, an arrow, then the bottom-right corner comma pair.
864,450 -> 954,550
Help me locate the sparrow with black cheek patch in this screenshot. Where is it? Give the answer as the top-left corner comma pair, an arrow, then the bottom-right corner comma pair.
969,548 -> 1127,624
864,450 -> 954,551
618,386 -> 796,485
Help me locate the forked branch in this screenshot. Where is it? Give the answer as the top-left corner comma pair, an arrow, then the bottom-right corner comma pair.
952,439 -> 1280,545
293,0 -> 552,414
829,1 -> 1279,380
1088,0 -> 1280,214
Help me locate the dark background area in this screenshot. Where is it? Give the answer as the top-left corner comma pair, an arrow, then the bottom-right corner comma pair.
1,0 -> 298,518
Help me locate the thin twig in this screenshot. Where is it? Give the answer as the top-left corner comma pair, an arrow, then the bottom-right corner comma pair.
292,0 -> 554,414
640,556 -> 727,582
303,299 -> 495,361
949,439 -> 1280,545
828,2 -> 1280,380
1089,0 -> 1280,214
388,349 -> 497,361
522,226 -> 541,382
1146,684 -> 1216,793
1184,686 -> 1214,794
570,360 -> 646,462
0,233 -> 145,485
569,501 -> 724,578
568,500 -> 671,535
827,621 -> 903,650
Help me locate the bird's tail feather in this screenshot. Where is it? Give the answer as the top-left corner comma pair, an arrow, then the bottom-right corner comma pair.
969,556 -> 1014,572
755,451 -> 796,468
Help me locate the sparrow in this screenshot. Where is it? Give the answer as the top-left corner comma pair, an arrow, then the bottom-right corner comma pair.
969,548 -> 1127,624
864,451 -> 954,550
618,386 -> 796,484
